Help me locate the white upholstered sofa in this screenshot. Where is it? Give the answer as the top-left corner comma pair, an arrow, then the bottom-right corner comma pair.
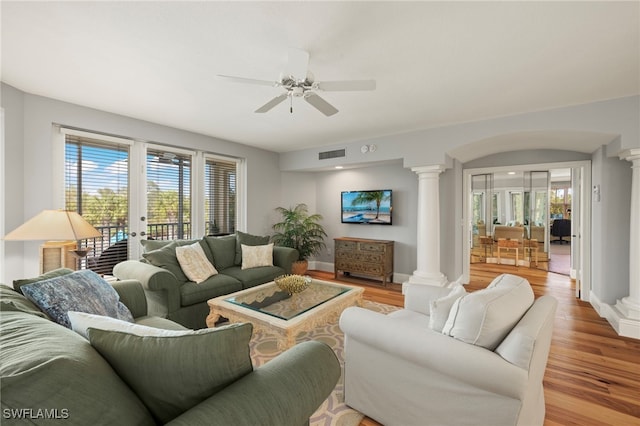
339,274 -> 557,426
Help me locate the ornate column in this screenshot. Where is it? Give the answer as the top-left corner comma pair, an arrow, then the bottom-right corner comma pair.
612,149 -> 640,338
406,165 -> 448,287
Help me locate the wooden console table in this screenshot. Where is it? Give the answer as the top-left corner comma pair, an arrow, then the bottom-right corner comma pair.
334,237 -> 394,286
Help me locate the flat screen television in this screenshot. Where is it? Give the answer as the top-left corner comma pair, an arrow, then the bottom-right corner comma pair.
341,190 -> 392,225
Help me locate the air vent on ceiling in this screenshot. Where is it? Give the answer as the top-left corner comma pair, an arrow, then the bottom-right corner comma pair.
318,149 -> 346,160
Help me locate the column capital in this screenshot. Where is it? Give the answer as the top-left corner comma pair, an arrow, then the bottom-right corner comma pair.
619,148 -> 640,163
411,164 -> 447,175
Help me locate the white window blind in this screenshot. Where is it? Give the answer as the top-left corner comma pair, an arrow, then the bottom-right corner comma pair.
64,134 -> 129,274
146,148 -> 192,240
205,157 -> 237,236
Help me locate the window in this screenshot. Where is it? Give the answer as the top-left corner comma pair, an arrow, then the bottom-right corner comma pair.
64,133 -> 129,273
146,148 -> 192,240
205,157 -> 237,236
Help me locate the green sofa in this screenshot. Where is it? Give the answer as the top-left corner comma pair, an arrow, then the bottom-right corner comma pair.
113,232 -> 299,329
0,278 -> 340,426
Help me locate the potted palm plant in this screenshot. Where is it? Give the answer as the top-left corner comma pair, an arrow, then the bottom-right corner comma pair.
271,203 -> 327,275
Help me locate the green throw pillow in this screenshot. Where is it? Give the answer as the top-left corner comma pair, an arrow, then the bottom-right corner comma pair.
140,239 -> 174,253
0,284 -> 49,318
235,231 -> 270,265
141,242 -> 188,283
87,322 -> 254,424
12,268 -> 74,295
204,234 -> 237,270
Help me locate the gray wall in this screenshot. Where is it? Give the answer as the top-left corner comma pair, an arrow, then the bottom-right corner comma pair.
279,161 -> 419,280
1,83 -> 282,282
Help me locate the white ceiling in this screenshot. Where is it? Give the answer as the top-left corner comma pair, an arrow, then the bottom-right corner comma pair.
2,1 -> 638,153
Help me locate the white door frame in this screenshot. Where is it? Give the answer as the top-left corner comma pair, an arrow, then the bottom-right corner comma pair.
462,160 -> 591,300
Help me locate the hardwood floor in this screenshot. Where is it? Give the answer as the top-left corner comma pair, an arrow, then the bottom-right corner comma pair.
309,266 -> 640,426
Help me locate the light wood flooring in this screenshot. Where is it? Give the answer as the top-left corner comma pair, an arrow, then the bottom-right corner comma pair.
308,266 -> 640,426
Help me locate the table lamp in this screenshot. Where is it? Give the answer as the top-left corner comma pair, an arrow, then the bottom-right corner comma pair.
4,210 -> 102,273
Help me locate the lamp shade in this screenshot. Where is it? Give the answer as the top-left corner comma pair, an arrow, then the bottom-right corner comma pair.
4,210 -> 102,241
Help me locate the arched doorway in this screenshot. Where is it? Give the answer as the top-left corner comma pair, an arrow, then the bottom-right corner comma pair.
461,159 -> 591,300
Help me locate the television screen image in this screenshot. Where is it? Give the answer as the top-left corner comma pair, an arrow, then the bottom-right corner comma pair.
341,190 -> 392,225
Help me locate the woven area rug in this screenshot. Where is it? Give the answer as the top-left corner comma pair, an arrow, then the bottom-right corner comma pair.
249,300 -> 399,426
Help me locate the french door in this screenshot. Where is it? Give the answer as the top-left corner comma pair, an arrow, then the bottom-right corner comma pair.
58,127 -> 243,269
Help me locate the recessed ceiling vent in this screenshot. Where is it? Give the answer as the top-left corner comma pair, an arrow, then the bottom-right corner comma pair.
319,149 -> 346,160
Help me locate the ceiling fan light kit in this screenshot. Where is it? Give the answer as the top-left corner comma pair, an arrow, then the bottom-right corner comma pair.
218,48 -> 376,116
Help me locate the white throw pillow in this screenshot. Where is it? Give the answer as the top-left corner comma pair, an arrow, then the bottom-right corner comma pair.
68,311 -> 192,340
241,243 -> 274,269
175,242 -> 218,283
428,284 -> 466,333
442,274 -> 534,350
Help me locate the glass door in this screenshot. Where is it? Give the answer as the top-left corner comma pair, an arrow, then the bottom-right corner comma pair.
145,147 -> 193,241
470,174 -> 494,264
524,171 -> 549,269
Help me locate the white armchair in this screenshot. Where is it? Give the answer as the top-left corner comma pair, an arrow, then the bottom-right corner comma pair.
339,274 -> 557,426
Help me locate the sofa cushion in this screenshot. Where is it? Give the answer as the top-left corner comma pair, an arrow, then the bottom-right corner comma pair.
12,267 -> 74,295
1,311 -> 155,425
68,311 -> 190,339
20,270 -> 134,329
241,243 -> 274,269
176,242 -> 218,283
142,241 -> 188,282
235,231 -> 270,265
428,284 -> 466,333
204,234 -> 237,270
87,322 -> 254,424
0,284 -> 49,318
180,273 -> 243,306
442,274 -> 534,350
222,265 -> 286,289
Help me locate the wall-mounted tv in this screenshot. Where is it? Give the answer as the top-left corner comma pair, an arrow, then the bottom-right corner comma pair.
341,190 -> 392,225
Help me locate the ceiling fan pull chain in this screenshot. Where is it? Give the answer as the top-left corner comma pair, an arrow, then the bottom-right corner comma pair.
290,95 -> 293,114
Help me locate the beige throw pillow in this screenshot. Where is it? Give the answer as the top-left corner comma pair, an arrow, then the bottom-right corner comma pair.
175,242 -> 218,283
241,243 -> 274,269
442,274 -> 534,350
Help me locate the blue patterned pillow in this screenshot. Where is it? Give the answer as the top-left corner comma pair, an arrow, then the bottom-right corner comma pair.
21,270 -> 134,328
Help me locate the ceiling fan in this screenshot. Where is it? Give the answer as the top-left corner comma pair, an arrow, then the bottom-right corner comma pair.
217,48 -> 376,117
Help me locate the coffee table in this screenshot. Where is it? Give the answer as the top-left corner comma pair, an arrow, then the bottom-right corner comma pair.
206,278 -> 364,349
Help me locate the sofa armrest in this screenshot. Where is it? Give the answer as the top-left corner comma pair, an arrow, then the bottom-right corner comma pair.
167,340 -> 340,426
111,279 -> 148,318
272,246 -> 299,274
340,306 -> 527,399
113,260 -> 181,314
403,283 -> 453,315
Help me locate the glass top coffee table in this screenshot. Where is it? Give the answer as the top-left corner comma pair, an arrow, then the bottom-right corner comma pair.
206,278 -> 364,349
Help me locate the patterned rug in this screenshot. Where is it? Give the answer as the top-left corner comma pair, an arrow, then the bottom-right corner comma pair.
249,300 -> 400,426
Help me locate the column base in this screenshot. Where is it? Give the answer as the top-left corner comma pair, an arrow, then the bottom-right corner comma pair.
616,297 -> 640,320
406,271 -> 448,287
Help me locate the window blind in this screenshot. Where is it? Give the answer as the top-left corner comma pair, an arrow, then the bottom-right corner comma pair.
64,134 -> 129,273
146,148 -> 192,240
205,157 -> 237,236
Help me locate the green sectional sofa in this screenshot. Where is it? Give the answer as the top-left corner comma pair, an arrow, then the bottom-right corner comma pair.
113,232 -> 299,329
0,275 -> 340,426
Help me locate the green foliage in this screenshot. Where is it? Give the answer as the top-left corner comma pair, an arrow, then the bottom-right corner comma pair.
271,204 -> 327,261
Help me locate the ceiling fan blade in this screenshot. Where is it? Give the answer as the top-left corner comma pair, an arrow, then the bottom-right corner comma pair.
255,94 -> 288,113
316,80 -> 376,91
305,93 -> 339,116
217,74 -> 276,87
284,48 -> 309,81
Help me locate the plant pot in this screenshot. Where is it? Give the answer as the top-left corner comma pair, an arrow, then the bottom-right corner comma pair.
291,259 -> 309,275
